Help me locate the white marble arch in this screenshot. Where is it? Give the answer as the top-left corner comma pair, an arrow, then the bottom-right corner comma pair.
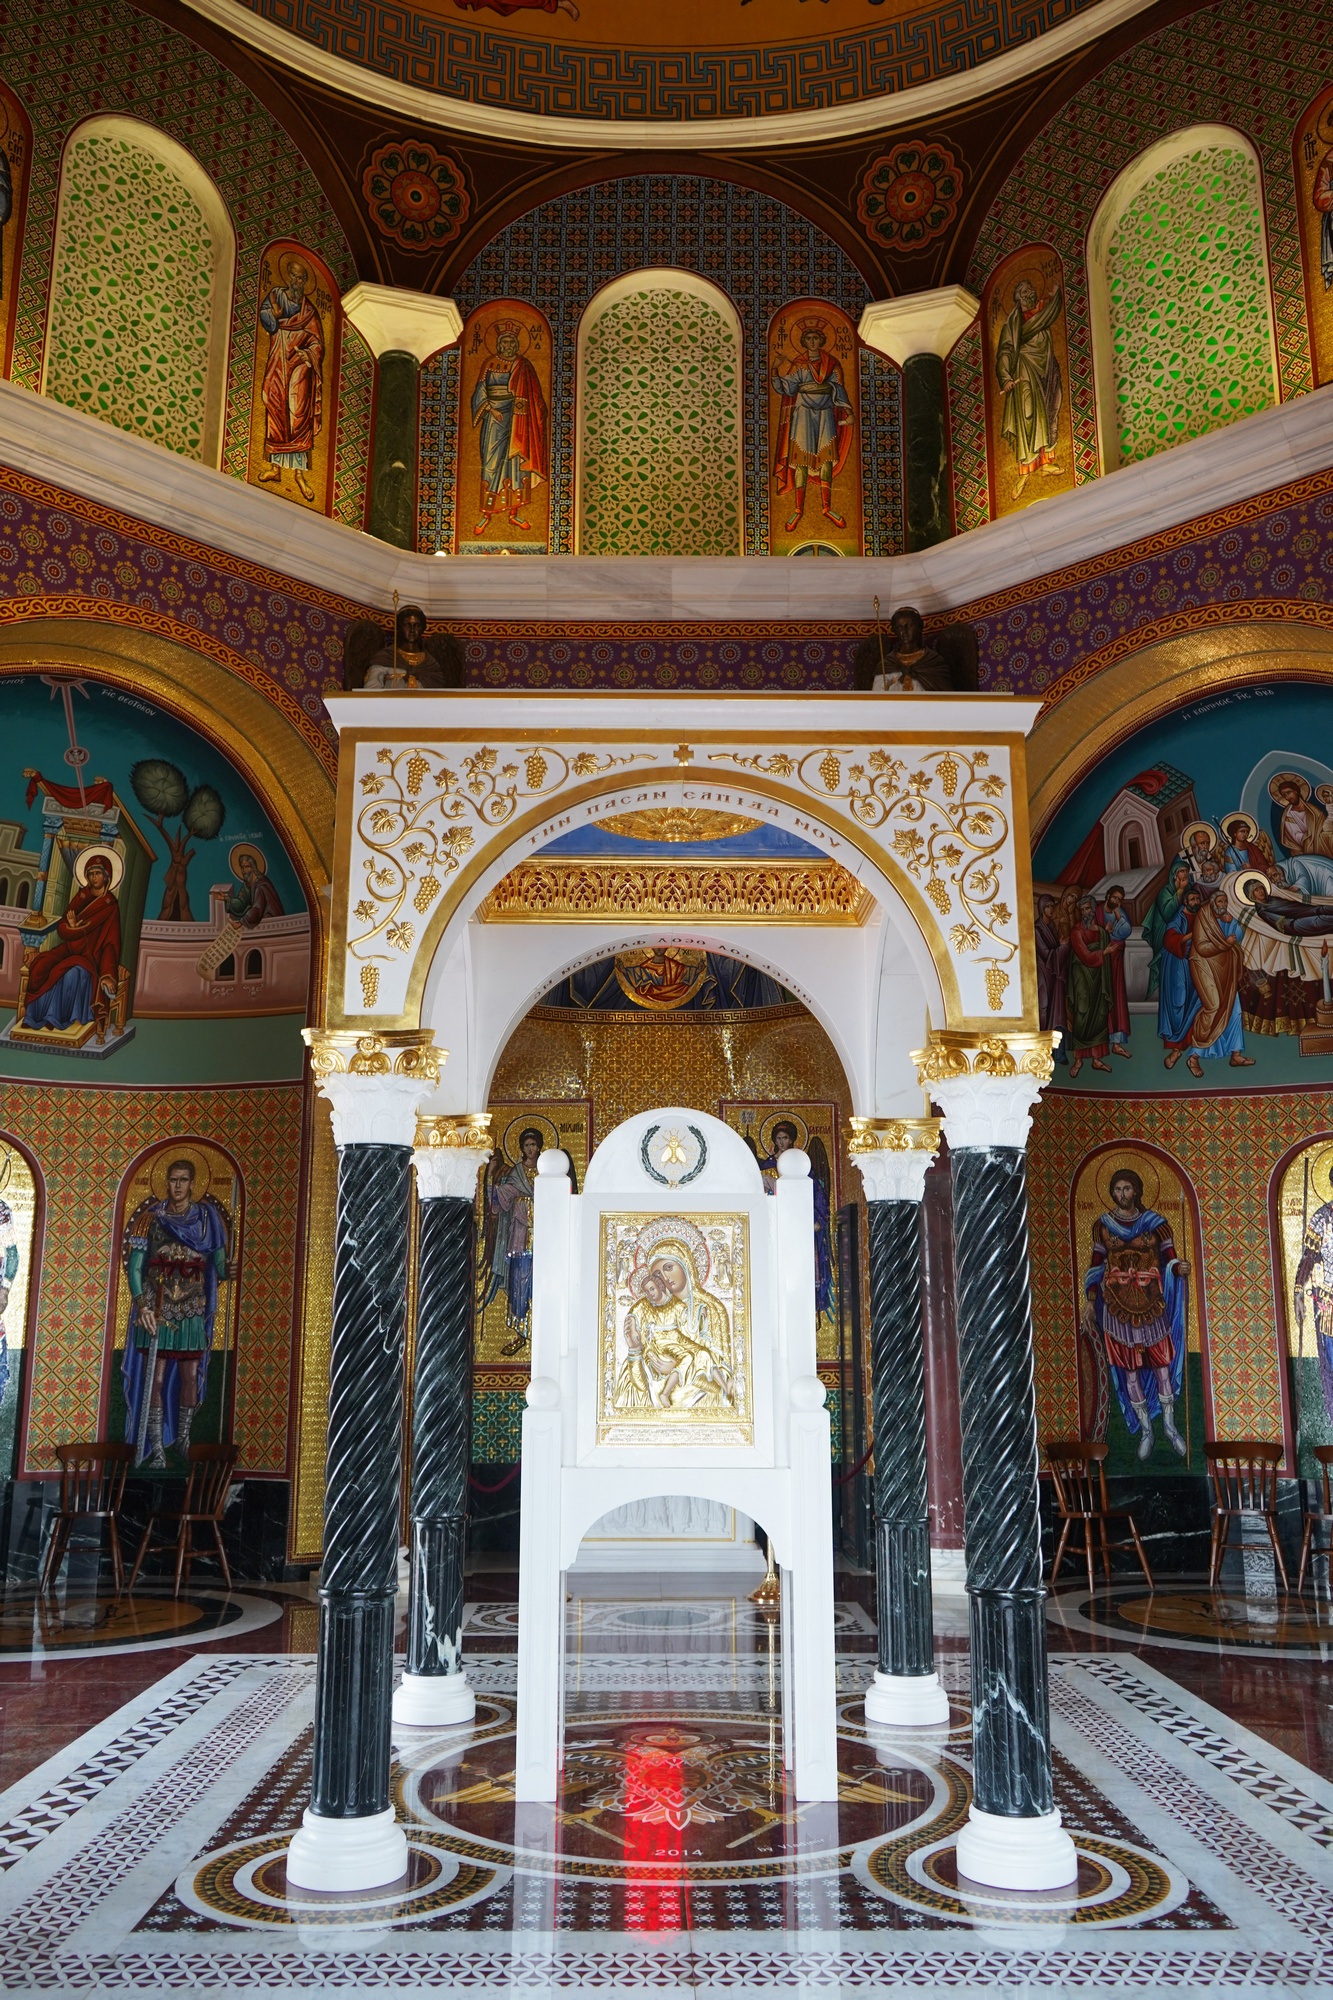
413,764 -> 949,1123
515,1108 -> 838,1802
571,1495 -> 764,1572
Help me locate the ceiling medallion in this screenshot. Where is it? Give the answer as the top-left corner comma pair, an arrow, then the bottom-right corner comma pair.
599,807 -> 761,844
361,139 -> 470,249
856,139 -> 962,249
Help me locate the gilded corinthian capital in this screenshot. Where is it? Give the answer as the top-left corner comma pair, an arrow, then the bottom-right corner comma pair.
303,1027 -> 443,1083
911,1029 -> 1058,1088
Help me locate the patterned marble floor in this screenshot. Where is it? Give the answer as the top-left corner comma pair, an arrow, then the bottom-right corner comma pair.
0,1582 -> 1330,1994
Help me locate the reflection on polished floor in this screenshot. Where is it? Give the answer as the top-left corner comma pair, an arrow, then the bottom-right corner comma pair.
0,1570 -> 1331,1993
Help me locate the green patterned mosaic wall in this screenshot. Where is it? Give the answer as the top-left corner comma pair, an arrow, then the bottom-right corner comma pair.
1105,143 -> 1276,466
962,0 -> 1325,510
579,285 -> 742,557
0,0 -> 367,509
44,130 -> 219,461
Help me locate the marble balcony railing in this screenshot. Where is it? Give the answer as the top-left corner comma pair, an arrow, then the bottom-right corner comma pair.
2,375 -> 1331,627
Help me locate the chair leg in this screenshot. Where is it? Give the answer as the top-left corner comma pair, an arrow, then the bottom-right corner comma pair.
174,1522 -> 189,1599
108,1518 -> 125,1596
1124,1514 -> 1153,1589
39,1516 -> 70,1594
1084,1521 -> 1096,1598
127,1519 -> 155,1595
1097,1517 -> 1114,1585
1208,1514 -> 1225,1589
1051,1519 -> 1073,1587
211,1520 -> 233,1591
1264,1511 -> 1291,1593
1298,1518 -> 1314,1596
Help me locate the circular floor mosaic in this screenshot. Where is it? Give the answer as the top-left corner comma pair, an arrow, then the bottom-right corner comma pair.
0,1587 -> 282,1658
177,1832 -> 507,1930
1049,1584 -> 1333,1658
180,1692 -> 1184,1934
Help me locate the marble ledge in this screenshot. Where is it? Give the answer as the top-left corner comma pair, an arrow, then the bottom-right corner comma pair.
3,377 -> 1332,626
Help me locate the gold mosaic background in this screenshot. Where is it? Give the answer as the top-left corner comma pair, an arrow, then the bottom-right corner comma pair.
490,1004 -> 852,1143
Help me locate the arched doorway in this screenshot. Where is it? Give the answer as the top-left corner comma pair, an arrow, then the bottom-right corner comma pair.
470,943 -> 870,1570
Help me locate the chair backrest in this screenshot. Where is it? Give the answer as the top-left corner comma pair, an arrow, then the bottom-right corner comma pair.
183,1443 -> 238,1521
1312,1443 -> 1333,1513
1203,1439 -> 1282,1512
54,1441 -> 134,1517
1044,1439 -> 1109,1517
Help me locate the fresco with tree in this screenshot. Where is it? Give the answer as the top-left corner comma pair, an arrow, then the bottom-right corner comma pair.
0,675 -> 311,1082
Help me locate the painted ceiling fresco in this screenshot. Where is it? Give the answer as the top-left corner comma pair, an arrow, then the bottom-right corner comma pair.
215,0 -> 1106,122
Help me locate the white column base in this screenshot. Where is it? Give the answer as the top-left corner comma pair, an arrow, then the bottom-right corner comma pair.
285,1804 -> 408,1892
864,1669 -> 952,1727
392,1671 -> 476,1728
955,1804 -> 1079,1891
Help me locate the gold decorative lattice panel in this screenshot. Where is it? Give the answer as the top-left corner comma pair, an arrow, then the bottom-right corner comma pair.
579,285 -> 742,557
1106,143 -> 1276,465
45,130 -> 221,461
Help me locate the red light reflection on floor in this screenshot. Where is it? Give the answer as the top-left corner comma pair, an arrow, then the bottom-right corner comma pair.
622,1740 -> 686,1930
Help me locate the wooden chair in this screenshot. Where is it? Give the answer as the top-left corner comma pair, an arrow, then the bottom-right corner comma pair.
127,1444 -> 238,1597
1204,1441 -> 1289,1591
39,1442 -> 135,1593
1298,1444 -> 1333,1594
1045,1439 -> 1153,1591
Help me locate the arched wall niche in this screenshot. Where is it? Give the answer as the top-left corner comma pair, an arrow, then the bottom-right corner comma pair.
41,114 -> 237,468
574,269 -> 745,557
1067,1138 -> 1215,1474
1026,620 -> 1333,846
1086,123 -> 1278,475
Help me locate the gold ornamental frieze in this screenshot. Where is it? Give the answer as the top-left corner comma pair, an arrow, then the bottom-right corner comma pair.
331,707 -> 1037,1033
708,743 -> 1020,1011
476,858 -> 872,925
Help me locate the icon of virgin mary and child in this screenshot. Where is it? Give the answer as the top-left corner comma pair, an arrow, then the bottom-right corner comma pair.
614,1218 -> 740,1416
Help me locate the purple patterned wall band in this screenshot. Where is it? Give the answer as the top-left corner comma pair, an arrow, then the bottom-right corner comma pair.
1,465 -> 1331,730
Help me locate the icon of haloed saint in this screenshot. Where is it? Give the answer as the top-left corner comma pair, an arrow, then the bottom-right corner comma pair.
470,319 -> 549,538
18,844 -> 124,1045
480,1118 -> 575,1354
256,253 -> 324,504
615,1220 -> 738,1416
995,275 -> 1064,500
771,316 -> 853,534
122,1155 -> 235,1469
1295,1176 -> 1333,1423
1080,1166 -> 1188,1461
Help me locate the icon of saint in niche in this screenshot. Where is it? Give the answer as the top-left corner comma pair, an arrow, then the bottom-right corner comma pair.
470,319 -> 550,537
480,1115 -> 576,1354
994,274 -> 1064,499
256,253 -> 325,504
1081,1166 -> 1188,1461
743,1114 -> 835,1324
121,1151 -> 236,1469
771,317 -> 853,534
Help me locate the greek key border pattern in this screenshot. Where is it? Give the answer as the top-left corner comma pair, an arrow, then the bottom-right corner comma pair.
228,0 -> 1106,123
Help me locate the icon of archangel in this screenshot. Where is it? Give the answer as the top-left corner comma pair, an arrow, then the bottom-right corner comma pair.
598,1212 -> 753,1447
